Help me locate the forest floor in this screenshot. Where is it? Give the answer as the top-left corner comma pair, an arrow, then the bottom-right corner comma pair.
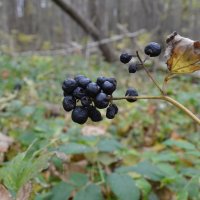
0,54 -> 199,200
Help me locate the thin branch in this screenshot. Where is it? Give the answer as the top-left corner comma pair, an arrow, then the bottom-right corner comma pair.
110,95 -> 200,125
136,51 -> 164,94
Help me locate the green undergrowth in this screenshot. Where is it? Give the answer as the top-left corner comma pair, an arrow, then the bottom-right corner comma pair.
0,54 -> 199,200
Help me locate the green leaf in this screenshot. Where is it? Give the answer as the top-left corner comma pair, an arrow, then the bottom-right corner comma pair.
74,184 -> 104,200
107,173 -> 140,200
180,168 -> 200,177
156,163 -> 178,177
51,182 -> 74,200
164,139 -> 196,150
135,178 -> 151,198
151,151 -> 179,163
116,161 -> 164,181
69,173 -> 88,188
58,143 -> 94,154
97,139 -> 123,152
0,149 -> 50,196
176,190 -> 188,200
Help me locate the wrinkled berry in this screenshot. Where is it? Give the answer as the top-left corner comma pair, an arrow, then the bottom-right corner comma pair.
71,106 -> 88,124
125,88 -> 138,102
94,93 -> 109,109
120,53 -> 132,64
106,104 -> 118,119
62,78 -> 77,94
144,42 -> 161,57
81,96 -> 92,107
62,96 -> 76,111
88,106 -> 102,122
86,82 -> 100,97
73,87 -> 86,99
111,104 -> 118,114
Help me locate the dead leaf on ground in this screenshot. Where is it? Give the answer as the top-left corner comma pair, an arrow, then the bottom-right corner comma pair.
81,125 -> 106,136
0,184 -> 12,200
16,182 -> 32,200
165,31 -> 200,74
0,133 -> 14,153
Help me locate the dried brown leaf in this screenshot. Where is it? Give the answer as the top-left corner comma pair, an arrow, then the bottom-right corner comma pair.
165,31 -> 200,74
0,184 -> 12,200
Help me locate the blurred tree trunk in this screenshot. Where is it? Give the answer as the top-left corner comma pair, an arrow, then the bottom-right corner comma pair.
51,0 -> 117,62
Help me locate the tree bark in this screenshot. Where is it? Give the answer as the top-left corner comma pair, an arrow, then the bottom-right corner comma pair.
51,0 -> 117,62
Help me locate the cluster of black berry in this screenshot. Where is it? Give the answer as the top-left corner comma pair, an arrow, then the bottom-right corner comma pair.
120,42 -> 162,74
62,75 -> 118,124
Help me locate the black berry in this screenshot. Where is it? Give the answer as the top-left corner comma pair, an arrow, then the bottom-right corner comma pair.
81,96 -> 92,107
96,76 -> 107,87
62,78 -> 77,94
101,81 -> 116,95
71,106 -> 88,124
73,87 -> 86,99
106,78 -> 117,87
77,77 -> 91,88
86,82 -> 100,97
74,75 -> 85,82
144,42 -> 161,57
120,53 -> 132,64
88,106 -> 102,122
125,88 -> 138,102
128,63 -> 138,73
62,96 -> 76,111
106,104 -> 118,119
94,92 -> 109,109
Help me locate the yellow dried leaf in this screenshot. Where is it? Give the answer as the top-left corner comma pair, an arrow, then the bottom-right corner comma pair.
164,31 -> 200,74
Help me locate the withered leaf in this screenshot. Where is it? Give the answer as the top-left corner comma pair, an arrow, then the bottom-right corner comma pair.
165,31 -> 200,74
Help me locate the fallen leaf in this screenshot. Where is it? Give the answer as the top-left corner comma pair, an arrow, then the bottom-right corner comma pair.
81,125 -> 106,136
165,31 -> 200,74
0,184 -> 12,200
0,133 -> 14,153
16,182 -> 32,200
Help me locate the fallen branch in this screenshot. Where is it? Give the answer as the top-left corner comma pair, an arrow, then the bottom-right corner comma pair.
12,29 -> 145,57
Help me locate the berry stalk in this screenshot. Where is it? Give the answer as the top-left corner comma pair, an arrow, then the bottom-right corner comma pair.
136,51 -> 164,95
110,95 -> 200,125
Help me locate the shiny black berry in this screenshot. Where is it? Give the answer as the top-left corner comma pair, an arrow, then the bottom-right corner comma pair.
71,106 -> 88,124
101,81 -> 116,95
86,82 -> 100,97
88,106 -> 102,122
106,78 -> 117,87
128,63 -> 138,73
125,88 -> 138,102
81,96 -> 92,107
111,104 -> 118,114
62,78 -> 78,94
73,87 -> 86,99
77,77 -> 91,88
144,42 -> 161,57
74,75 -> 85,82
62,96 -> 76,111
106,104 -> 118,119
94,92 -> 109,109
120,53 -> 132,64
96,76 -> 107,87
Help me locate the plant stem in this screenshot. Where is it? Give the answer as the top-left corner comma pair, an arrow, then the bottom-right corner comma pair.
110,95 -> 200,125
136,51 -> 164,94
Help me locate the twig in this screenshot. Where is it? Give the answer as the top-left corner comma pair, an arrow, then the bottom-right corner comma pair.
136,51 -> 164,94
110,95 -> 200,125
